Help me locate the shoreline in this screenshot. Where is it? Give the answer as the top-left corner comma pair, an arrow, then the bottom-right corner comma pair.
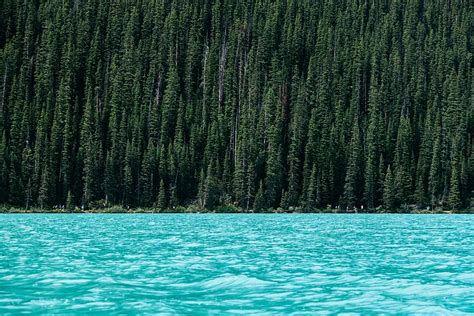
0,209 -> 470,214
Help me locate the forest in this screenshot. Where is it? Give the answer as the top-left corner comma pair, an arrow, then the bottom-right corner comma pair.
0,0 -> 472,212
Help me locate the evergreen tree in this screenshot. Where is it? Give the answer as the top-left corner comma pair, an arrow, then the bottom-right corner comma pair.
254,181 -> 266,211
203,159 -> 221,209
0,132 -> 8,203
264,87 -> 284,208
364,74 -> 381,209
394,113 -> 414,208
383,165 -> 395,210
343,117 -> 362,209
156,179 -> 167,210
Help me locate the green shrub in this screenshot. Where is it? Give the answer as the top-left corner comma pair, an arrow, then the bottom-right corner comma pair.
102,205 -> 127,213
215,204 -> 240,213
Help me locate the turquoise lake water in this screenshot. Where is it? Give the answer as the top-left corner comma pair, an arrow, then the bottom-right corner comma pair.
0,214 -> 473,314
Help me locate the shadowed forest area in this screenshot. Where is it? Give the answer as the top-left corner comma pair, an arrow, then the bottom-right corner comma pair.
0,0 -> 472,212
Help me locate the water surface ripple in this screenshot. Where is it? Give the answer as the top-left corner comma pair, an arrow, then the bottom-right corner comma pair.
0,214 -> 473,314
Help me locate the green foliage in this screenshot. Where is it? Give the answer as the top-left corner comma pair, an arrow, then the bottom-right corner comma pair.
0,0 -> 471,211
253,181 -> 266,212
66,191 -> 73,211
102,205 -> 127,213
215,204 -> 239,213
383,166 -> 396,210
156,180 -> 167,210
343,117 -> 362,209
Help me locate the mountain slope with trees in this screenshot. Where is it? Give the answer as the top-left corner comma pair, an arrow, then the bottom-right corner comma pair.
0,0 -> 472,211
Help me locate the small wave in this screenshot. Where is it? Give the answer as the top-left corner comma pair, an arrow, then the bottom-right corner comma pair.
199,274 -> 273,290
96,276 -> 116,284
37,278 -> 90,286
69,301 -> 116,310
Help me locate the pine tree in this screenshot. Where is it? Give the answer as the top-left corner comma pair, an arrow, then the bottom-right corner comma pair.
38,166 -> 50,210
203,159 -> 221,209
253,181 -> 266,211
66,190 -> 73,211
343,117 -> 362,209
264,87 -> 283,208
383,165 -> 395,210
160,51 -> 180,147
364,73 -> 382,209
429,107 -> 443,208
156,179 -> 167,210
448,148 -> 462,211
21,144 -> 34,208
140,142 -> 156,206
305,163 -> 318,211
123,157 -> 133,207
286,79 -> 307,207
448,164 -> 461,211
0,132 -> 8,203
394,113 -> 413,208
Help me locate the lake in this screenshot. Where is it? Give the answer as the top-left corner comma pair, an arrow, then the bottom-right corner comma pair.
0,214 -> 473,314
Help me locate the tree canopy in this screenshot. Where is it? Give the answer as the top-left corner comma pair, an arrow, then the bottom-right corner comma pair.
0,0 -> 472,211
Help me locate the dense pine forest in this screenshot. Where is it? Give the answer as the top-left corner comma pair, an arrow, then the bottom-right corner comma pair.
0,0 -> 472,212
